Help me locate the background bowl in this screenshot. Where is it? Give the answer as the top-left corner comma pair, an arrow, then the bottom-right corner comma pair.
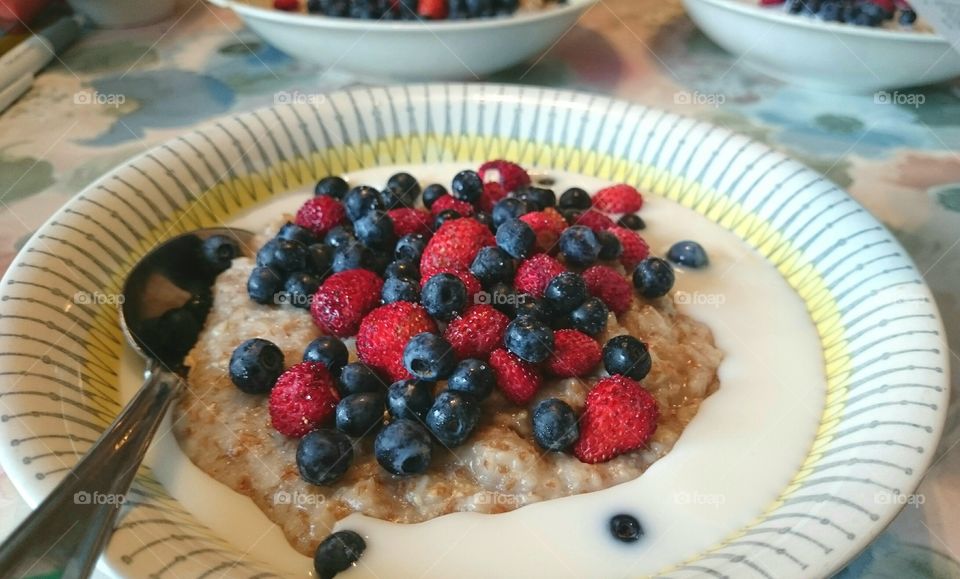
206,0 -> 597,80
683,0 -> 960,92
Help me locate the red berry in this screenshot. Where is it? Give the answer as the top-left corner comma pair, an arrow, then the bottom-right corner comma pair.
444,304 -> 510,360
513,253 -> 566,298
418,0 -> 448,19
593,184 -> 644,214
478,181 -> 507,213
430,195 -> 475,218
295,196 -> 347,237
388,208 -> 432,237
310,269 -> 384,337
478,160 -> 531,194
269,362 -> 339,438
490,348 -> 542,405
420,218 -> 494,281
273,0 -> 299,10
582,265 -> 633,315
519,208 -> 567,254
575,209 -> 616,231
573,375 -> 659,463
545,330 -> 601,377
608,226 -> 650,270
357,302 -> 438,382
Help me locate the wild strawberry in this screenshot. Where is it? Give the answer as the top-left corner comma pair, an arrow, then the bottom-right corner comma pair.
478,182 -> 507,213
295,196 -> 347,237
418,0 -> 448,19
573,375 -> 659,463
607,226 -> 650,270
387,208 -> 432,237
478,160 -> 531,194
273,0 -> 299,10
593,184 -> 644,214
513,253 -> 565,297
357,302 -> 437,382
545,330 -> 601,377
310,269 -> 383,337
582,265 -> 633,315
420,218 -> 494,280
575,209 -> 616,231
444,305 -> 510,360
429,195 -> 475,218
490,348 -> 542,405
519,208 -> 567,253
269,362 -> 339,438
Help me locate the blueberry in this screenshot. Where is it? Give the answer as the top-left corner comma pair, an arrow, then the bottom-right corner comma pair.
474,211 -> 495,232
422,183 -> 447,209
386,378 -> 435,420
561,209 -> 583,225
277,222 -> 318,246
603,335 -> 652,380
284,271 -> 321,309
543,272 -> 588,314
314,176 -> 349,199
597,231 -> 623,261
532,398 -> 579,451
324,225 -> 355,249
229,338 -> 284,394
447,359 -> 495,399
374,418 -> 432,476
470,246 -> 515,286
247,267 -> 282,304
421,273 -> 467,321
332,244 -> 366,273
570,297 -> 609,335
403,333 -> 456,380
335,392 -> 385,437
899,8 -> 916,24
202,234 -> 241,273
504,317 -> 554,363
383,172 -> 421,208
338,362 -> 385,395
465,0 -> 495,17
433,209 -> 462,230
486,282 -> 518,316
394,233 -> 429,264
516,187 -> 556,210
610,514 -> 643,543
496,0 -> 519,14
451,170 -> 483,202
343,185 -> 383,222
382,277 -> 420,304
304,336 -> 349,374
667,240 -> 709,268
818,0 -> 842,20
385,259 -> 418,280
257,238 -> 308,273
496,219 -> 535,259
492,197 -> 529,228
513,294 -> 549,322
306,243 -> 334,277
426,391 -> 480,447
314,530 -> 366,579
558,187 -> 592,210
617,214 -> 646,230
363,250 -> 390,276
559,225 -> 601,267
297,429 -> 353,485
632,257 -> 675,298
354,210 -> 396,250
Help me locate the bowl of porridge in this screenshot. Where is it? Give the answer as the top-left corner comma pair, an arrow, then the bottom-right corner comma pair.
0,84 -> 947,578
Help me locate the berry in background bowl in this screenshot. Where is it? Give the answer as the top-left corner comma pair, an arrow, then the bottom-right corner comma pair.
206,0 -> 597,80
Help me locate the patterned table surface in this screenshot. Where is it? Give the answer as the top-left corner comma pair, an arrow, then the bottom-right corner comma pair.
0,1 -> 958,577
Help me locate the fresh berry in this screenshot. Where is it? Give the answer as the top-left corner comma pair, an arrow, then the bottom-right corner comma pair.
335,392 -> 385,438
422,183 -> 448,209
269,362 -> 340,438
667,240 -> 709,268
575,210 -> 616,231
596,230 -> 623,261
388,208 -> 432,237
478,160 -> 531,193
593,184 -> 644,213
447,358 -> 496,399
303,336 -> 349,374
573,375 -> 659,463
314,176 -> 349,199
516,187 -> 556,210
559,225 -> 601,266
296,196 -> 348,237
420,218 -> 494,280
382,277 -> 420,304
324,225 -> 355,249
478,181 -> 507,213
602,335 -> 652,380
386,378 -> 434,420
444,304 -> 510,360
582,265 -> 632,315
343,185 -> 384,222
311,269 -> 384,337
383,172 -> 421,208
421,272 -> 468,321
451,170 -> 484,202
447,269 -> 483,300
314,530 -> 366,579
357,301 -> 438,382
543,271 -> 588,314
278,222 -> 318,246
284,271 -> 321,309
274,0 -> 299,10
489,348 -> 542,405
504,316 -> 554,363
546,329 -> 601,377
433,209 -> 462,229
403,332 -> 457,380
519,208 -> 567,254
354,210 -> 396,250
296,429 -> 353,485
608,226 -> 650,269
899,7 -> 916,24
558,187 -> 591,210
201,234 -> 240,273
418,0 -> 449,19
384,259 -> 418,280
492,197 -> 530,228
632,257 -> 674,298
610,514 -> 644,543
532,398 -> 579,451
470,246 -> 515,286
247,266 -> 283,304
374,418 -> 432,475
229,338 -> 285,394
395,233 -> 429,265
257,238 -> 308,273
561,208 -> 583,225
496,219 -> 536,259
306,244 -> 334,277
617,213 -> 646,230
430,194 -> 474,217
426,391 -> 480,447
331,244 -> 366,273
513,294 -> 550,321
513,253 -> 566,297
337,362 -> 385,396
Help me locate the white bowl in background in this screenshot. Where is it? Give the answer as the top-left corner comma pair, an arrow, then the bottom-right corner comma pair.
683,0 -> 960,92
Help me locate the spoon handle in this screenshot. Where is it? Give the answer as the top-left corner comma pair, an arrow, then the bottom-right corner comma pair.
0,362 -> 183,578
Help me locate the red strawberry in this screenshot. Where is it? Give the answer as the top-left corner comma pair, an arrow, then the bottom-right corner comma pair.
573,375 -> 659,464
430,195 -> 475,218
519,208 -> 567,254
593,184 -> 644,214
273,0 -> 299,9
513,254 -> 565,298
478,182 -> 507,213
418,0 -> 448,19
420,218 -> 494,280
478,160 -> 531,193
582,265 -> 633,315
449,269 -> 482,298
444,305 -> 510,360
269,362 -> 339,438
295,196 -> 347,237
575,209 -> 616,231
608,226 -> 650,270
490,348 -> 542,405
545,330 -> 601,378
357,302 -> 437,382
388,208 -> 432,237
310,269 -> 384,337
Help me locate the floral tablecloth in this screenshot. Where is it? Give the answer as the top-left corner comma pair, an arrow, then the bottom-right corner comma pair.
0,1 -> 958,577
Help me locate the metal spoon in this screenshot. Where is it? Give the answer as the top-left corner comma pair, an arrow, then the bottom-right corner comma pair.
0,227 -> 254,578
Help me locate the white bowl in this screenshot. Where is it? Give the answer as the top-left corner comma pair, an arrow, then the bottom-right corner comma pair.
683,0 -> 960,92
206,0 -> 597,80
